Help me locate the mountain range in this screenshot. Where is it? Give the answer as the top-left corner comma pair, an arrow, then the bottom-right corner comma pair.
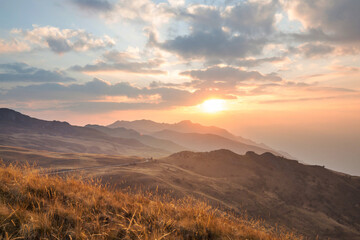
108,119 -> 293,158
1,108 -> 359,239
0,108 -> 282,157
0,108 -> 167,157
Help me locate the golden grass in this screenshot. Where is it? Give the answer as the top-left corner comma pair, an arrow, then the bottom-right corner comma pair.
0,163 -> 301,240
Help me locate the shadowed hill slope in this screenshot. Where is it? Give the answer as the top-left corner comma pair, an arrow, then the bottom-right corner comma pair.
163,150 -> 360,239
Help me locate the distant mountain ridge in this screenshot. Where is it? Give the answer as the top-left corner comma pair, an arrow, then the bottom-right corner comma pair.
85,124 -> 188,153
108,119 -> 291,157
108,119 -> 239,139
151,129 -> 275,155
0,108 -> 168,157
0,108 -> 290,158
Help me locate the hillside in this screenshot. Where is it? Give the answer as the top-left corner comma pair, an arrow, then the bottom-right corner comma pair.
163,150 -> 360,239
0,163 -> 297,240
0,108 -> 168,157
1,145 -> 359,239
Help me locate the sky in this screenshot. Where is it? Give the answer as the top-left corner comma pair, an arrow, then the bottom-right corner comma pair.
0,0 -> 359,175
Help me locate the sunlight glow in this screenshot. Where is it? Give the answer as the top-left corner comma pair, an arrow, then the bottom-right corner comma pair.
200,99 -> 226,113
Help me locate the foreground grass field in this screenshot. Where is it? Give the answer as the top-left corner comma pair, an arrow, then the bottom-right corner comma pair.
0,163 -> 300,240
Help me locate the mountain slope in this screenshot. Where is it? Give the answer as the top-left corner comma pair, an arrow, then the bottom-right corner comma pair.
86,124 -> 188,153
151,129 -> 278,155
0,108 -> 168,157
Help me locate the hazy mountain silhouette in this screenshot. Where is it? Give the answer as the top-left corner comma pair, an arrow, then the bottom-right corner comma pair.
108,119 -> 243,139
0,108 -> 288,157
0,108 -> 167,157
108,119 -> 291,157
86,124 -> 188,153
151,129 -> 278,155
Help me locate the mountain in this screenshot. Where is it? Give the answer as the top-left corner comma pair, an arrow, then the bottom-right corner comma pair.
151,129 -> 278,155
108,119 -> 240,139
0,108 -> 284,157
85,124 -> 188,153
108,119 -> 291,157
1,145 -> 359,239
0,108 -> 168,157
108,119 -> 171,134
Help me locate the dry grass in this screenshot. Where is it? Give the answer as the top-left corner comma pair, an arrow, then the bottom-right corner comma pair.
0,162 -> 301,240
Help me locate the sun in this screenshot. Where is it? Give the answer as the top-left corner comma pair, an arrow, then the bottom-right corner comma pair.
200,99 -> 226,113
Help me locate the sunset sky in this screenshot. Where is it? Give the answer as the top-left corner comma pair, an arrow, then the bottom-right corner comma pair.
1,0 -> 359,174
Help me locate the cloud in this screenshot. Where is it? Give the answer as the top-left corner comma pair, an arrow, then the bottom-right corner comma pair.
180,66 -> 282,90
70,0 -> 175,25
247,80 -> 358,97
0,62 -> 76,83
285,0 -> 360,43
152,1 -> 279,62
259,94 -> 360,104
146,0 -> 359,63
0,39 -> 30,53
179,2 -> 279,35
330,65 -> 360,73
150,65 -> 284,95
234,56 -> 289,67
157,29 -> 268,62
2,75 -> 356,113
69,61 -> 165,74
10,25 -> 115,54
110,0 -> 174,23
0,78 -> 233,112
0,78 -> 145,101
223,0 -> 279,35
70,0 -> 113,12
69,50 -> 166,74
61,101 -> 158,113
291,43 -> 335,58
62,89 -> 236,113
179,5 -> 223,31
